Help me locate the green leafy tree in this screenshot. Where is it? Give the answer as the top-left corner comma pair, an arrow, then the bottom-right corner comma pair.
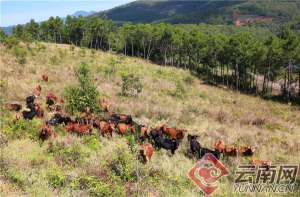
64,63 -> 100,113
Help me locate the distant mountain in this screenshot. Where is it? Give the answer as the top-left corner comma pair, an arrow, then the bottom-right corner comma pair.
72,10 -> 96,17
94,0 -> 300,27
1,10 -> 96,35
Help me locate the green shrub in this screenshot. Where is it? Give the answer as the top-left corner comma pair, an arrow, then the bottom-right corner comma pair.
110,148 -> 137,182
47,169 -> 66,188
7,169 -> 25,188
120,74 -> 143,97
4,36 -> 19,49
5,118 -> 42,140
183,75 -> 194,84
64,62 -> 100,113
12,46 -> 27,65
79,175 -> 125,197
36,42 -> 46,51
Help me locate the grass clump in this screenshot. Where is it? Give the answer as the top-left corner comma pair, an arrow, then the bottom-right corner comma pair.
12,46 -> 27,65
78,175 -> 125,197
46,168 -> 66,188
120,74 -> 143,97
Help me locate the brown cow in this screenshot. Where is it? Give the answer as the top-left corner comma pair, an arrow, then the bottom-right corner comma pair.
239,146 -> 256,156
34,85 -> 42,97
161,125 -> 186,140
46,92 -> 58,107
214,140 -> 255,156
42,74 -> 48,82
140,143 -> 154,163
39,124 -> 56,140
140,125 -> 149,140
65,123 -> 92,135
5,103 -> 22,111
35,103 -> 44,118
251,158 -> 271,170
116,123 -> 135,136
94,119 -> 115,137
214,139 -> 226,153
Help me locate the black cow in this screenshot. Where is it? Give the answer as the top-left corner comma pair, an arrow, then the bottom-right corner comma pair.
110,113 -> 133,124
47,113 -> 72,125
187,134 -> 221,159
22,110 -> 37,120
150,129 -> 179,154
26,95 -> 36,106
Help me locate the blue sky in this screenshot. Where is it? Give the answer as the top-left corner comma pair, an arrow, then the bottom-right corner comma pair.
0,0 -> 133,26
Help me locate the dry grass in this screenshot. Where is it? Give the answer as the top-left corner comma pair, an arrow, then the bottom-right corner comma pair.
0,42 -> 299,196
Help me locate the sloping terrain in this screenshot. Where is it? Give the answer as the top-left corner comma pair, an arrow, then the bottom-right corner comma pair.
95,0 -> 300,26
0,42 -> 299,196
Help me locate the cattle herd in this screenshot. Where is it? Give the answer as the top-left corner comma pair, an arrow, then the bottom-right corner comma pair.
4,74 -> 271,168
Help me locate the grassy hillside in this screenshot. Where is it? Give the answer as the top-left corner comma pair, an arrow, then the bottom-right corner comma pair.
95,0 -> 300,27
0,42 -> 299,196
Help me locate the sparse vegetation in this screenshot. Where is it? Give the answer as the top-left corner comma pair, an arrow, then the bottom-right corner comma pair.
120,74 -> 143,97
0,43 -> 299,196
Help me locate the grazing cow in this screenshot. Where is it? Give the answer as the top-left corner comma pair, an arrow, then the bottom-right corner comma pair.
35,103 -> 44,118
46,92 -> 58,106
140,143 -> 154,163
150,129 -> 179,154
239,146 -> 256,156
47,113 -> 72,125
188,134 -> 221,159
251,158 -> 271,170
214,139 -> 255,156
22,109 -> 37,120
26,95 -> 36,106
214,139 -> 226,153
39,124 -> 56,141
5,103 -> 22,111
116,123 -> 135,136
187,134 -> 201,156
161,126 -> 186,140
140,125 -> 149,141
34,85 -> 42,97
42,74 -> 48,82
100,99 -> 110,112
65,123 -> 92,135
94,119 -> 115,137
110,113 -> 133,124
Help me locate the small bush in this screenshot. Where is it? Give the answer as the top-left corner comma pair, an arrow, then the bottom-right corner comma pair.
5,118 -> 42,140
47,169 -> 66,188
12,46 -> 27,65
4,36 -> 19,49
110,148 -> 137,182
36,42 -> 46,51
120,74 -> 143,97
49,55 -> 60,65
79,175 -> 125,197
65,62 -> 100,113
7,169 -> 25,188
183,75 -> 194,84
